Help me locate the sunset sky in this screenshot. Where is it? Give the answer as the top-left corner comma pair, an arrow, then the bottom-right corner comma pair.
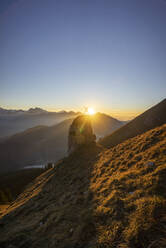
0,0 -> 166,120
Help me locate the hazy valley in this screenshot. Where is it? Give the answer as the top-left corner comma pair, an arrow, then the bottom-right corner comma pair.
0,107 -> 80,138
0,112 -> 124,173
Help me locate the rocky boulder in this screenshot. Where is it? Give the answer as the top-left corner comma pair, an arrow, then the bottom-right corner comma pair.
68,115 -> 96,154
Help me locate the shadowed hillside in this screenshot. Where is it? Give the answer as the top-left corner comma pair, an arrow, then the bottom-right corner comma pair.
0,113 -> 124,173
0,119 -> 72,173
0,169 -> 45,204
0,124 -> 166,248
99,98 -> 166,148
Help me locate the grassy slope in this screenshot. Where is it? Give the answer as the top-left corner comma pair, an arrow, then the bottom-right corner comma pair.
0,124 -> 166,248
0,169 -> 45,203
99,98 -> 166,148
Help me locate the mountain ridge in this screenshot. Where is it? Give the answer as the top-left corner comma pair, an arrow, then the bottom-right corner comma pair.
99,98 -> 166,148
0,107 -> 80,115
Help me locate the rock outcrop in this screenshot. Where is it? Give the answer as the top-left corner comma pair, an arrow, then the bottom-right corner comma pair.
68,115 -> 96,154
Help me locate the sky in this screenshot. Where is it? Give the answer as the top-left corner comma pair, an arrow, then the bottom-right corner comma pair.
0,0 -> 166,120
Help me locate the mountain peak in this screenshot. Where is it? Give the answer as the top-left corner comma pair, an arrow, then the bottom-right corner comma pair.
27,107 -> 48,114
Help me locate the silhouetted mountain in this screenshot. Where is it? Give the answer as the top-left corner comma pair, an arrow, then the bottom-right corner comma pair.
0,120 -> 72,173
91,112 -> 123,139
99,98 -> 166,148
0,124 -> 166,248
0,113 -> 124,173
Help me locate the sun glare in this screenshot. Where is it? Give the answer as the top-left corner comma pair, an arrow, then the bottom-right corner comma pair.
87,107 -> 95,115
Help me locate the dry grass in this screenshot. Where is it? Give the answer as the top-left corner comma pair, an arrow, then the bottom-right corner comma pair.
0,205 -> 9,216
0,124 -> 166,248
0,168 -> 44,204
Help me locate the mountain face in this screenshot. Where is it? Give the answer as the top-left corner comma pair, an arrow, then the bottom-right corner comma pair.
0,124 -> 166,248
0,119 -> 72,173
0,113 -> 124,173
0,107 -> 79,138
99,98 -> 166,148
91,112 -> 123,139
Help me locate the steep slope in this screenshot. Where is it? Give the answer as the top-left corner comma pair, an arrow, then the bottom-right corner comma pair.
0,113 -> 124,173
99,98 -> 166,148
0,124 -> 166,248
0,169 -> 44,203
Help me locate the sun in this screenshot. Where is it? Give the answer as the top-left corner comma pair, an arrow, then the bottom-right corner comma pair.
87,107 -> 95,115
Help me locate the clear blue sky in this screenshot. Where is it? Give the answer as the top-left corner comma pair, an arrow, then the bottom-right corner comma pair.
0,0 -> 166,119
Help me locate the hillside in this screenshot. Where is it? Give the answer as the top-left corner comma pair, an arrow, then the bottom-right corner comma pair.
99,98 -> 166,148
0,124 -> 166,248
0,119 -> 72,173
0,113 -> 124,173
0,169 -> 45,203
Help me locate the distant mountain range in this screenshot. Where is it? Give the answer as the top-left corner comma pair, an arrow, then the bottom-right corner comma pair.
0,107 -> 49,115
0,107 -> 80,138
0,107 -> 77,115
0,113 -> 124,172
99,98 -> 166,148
